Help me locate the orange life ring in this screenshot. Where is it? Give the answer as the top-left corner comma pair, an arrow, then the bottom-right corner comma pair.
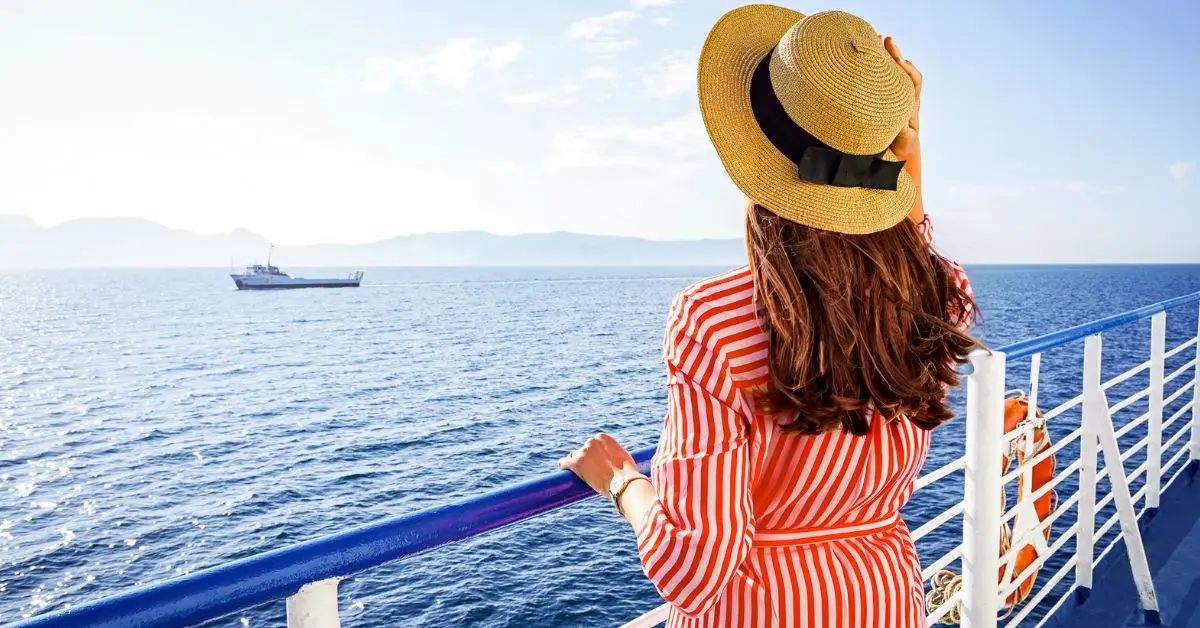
926,393 -> 1058,624
999,393 -> 1057,609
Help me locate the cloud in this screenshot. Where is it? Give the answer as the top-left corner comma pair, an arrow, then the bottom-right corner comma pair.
568,11 -> 639,58
483,160 -> 522,174
582,40 -> 639,56
1170,160 -> 1196,184
356,39 -> 525,92
568,2 -> 678,56
568,10 -> 636,39
641,52 -> 697,99
504,83 -> 582,106
1058,181 -> 1125,195
546,112 -> 707,169
946,180 -> 1125,203
507,67 -> 623,107
583,66 -> 623,83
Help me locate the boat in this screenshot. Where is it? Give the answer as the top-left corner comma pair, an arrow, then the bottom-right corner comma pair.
15,292 -> 1200,628
230,245 -> 363,290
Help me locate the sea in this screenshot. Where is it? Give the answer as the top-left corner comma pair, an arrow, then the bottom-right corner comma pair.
4,265 -> 1200,627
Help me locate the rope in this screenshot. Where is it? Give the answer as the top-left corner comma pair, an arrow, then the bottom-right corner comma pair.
925,570 -> 963,624
997,524 -> 1018,622
925,524 -> 1019,625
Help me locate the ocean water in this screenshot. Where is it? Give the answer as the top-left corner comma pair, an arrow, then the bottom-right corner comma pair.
3,265 -> 1200,627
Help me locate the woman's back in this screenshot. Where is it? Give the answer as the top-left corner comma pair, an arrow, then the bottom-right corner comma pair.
636,216 -> 969,626
662,265 -> 930,530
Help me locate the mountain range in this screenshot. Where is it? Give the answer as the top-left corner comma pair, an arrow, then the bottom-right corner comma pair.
0,215 -> 747,268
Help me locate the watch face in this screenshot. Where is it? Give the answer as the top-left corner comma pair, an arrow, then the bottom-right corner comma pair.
609,475 -> 625,497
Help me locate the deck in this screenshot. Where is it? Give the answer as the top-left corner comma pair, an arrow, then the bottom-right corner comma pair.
1046,462 -> 1200,628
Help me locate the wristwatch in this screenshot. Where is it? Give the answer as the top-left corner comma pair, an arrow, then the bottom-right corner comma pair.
608,472 -> 648,516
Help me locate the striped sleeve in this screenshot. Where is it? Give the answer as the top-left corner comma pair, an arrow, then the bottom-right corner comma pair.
918,214 -> 975,332
634,293 -> 755,617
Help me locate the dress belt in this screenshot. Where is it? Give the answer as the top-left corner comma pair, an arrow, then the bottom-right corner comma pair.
753,512 -> 902,547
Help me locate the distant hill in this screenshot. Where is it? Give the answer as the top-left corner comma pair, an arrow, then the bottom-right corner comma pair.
0,215 -> 747,268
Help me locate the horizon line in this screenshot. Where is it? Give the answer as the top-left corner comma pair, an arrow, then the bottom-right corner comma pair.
6,262 -> 1200,271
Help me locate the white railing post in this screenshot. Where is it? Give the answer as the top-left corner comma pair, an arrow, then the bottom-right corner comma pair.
1191,302 -> 1200,461
1086,337 -> 1161,620
1077,335 -> 1101,595
1027,353 -> 1042,418
620,603 -> 671,628
1147,312 -> 1166,509
961,349 -> 1006,628
286,578 -> 341,628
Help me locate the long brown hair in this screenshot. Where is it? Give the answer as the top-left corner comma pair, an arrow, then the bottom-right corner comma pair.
746,203 -> 978,435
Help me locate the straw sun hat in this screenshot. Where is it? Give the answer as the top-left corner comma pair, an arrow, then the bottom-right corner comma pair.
698,5 -> 916,234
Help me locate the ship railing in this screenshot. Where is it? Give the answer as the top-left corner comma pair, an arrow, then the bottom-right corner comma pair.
14,292 -> 1200,628
913,292 -> 1200,628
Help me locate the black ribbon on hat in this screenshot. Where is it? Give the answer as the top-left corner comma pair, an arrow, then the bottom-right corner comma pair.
749,48 -> 904,191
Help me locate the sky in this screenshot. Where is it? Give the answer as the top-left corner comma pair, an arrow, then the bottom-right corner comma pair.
1,0 -> 1197,262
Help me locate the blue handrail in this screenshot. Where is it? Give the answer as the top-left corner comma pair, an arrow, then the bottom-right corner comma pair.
15,449 -> 656,628
15,291 -> 1200,628
1001,291 -> 1200,359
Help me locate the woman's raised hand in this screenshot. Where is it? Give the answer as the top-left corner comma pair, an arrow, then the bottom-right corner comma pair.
883,36 -> 921,163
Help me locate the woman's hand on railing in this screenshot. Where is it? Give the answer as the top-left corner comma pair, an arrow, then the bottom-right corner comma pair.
559,433 -> 657,532
558,432 -> 639,498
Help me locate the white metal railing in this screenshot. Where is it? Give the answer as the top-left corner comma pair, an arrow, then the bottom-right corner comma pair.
920,309 -> 1200,628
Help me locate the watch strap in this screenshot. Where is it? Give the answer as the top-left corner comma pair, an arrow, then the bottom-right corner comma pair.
610,472 -> 647,516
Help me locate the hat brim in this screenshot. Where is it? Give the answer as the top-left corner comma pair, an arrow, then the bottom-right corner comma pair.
697,4 -> 915,235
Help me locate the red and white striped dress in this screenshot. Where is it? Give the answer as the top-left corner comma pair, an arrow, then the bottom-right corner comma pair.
635,216 -> 973,627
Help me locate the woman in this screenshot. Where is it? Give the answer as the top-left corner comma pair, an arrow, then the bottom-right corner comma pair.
560,7 -> 977,628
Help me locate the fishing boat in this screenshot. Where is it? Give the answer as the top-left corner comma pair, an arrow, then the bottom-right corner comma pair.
230,245 -> 363,290
15,292 -> 1200,628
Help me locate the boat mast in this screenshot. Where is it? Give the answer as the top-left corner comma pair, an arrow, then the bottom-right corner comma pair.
267,243 -> 275,268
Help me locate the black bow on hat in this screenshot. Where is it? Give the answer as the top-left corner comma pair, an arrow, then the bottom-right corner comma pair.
750,48 -> 905,191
